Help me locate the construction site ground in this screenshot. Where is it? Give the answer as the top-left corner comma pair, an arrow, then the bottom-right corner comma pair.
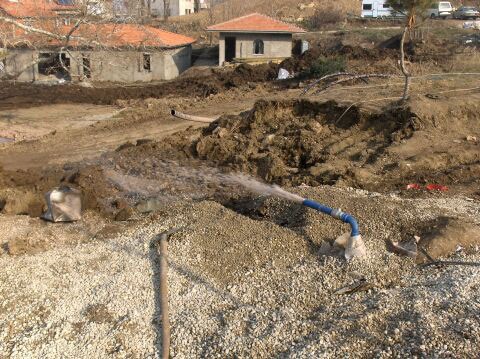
1,29 -> 480,358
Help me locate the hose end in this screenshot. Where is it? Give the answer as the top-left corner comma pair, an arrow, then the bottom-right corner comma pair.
345,235 -> 367,261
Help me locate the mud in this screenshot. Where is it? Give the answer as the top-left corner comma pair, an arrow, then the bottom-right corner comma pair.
0,64 -> 278,108
413,217 -> 480,263
282,35 -> 472,77
1,96 -> 479,222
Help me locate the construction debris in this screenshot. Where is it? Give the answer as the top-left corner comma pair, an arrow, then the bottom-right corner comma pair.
277,68 -> 291,80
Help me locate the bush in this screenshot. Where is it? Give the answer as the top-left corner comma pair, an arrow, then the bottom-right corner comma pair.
303,56 -> 346,79
308,6 -> 346,29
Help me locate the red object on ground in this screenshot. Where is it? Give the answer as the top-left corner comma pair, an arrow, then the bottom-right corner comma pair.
425,184 -> 449,191
406,183 -> 422,190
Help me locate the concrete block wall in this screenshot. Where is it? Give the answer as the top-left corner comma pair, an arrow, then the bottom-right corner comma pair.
3,50 -> 37,81
3,46 -> 192,83
218,32 -> 293,66
161,46 -> 192,80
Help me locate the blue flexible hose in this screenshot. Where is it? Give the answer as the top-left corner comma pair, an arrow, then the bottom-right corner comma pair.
302,199 -> 360,237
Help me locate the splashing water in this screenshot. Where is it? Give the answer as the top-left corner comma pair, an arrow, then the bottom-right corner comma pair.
226,173 -> 304,203
105,160 -> 305,204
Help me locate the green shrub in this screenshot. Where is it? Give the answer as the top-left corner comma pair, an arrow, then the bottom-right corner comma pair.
303,56 -> 346,79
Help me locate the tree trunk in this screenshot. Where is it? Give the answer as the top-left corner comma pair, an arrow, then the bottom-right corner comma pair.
400,25 -> 411,102
163,0 -> 169,21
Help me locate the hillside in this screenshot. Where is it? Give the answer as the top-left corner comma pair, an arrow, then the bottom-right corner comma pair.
161,0 -> 479,29
207,0 -> 359,22
156,0 -> 359,44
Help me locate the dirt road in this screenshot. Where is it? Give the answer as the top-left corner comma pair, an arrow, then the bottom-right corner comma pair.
0,84 -> 287,171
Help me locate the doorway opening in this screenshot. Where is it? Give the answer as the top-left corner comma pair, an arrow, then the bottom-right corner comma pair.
225,36 -> 236,63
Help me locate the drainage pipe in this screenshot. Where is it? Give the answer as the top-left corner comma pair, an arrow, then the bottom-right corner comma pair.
170,109 -> 217,123
302,199 -> 360,237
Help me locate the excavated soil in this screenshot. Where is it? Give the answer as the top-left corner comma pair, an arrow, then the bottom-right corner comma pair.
113,98 -> 480,194
1,96 -> 478,224
0,64 -> 278,108
1,26 -> 480,357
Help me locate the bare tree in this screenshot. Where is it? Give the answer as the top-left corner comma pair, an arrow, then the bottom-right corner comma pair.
387,0 -> 435,101
163,0 -> 171,21
0,6 -> 166,82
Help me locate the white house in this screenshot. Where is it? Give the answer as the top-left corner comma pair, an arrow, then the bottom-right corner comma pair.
151,0 -> 195,17
196,0 -> 209,11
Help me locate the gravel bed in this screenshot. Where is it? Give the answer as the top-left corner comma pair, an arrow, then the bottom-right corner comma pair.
0,187 -> 479,358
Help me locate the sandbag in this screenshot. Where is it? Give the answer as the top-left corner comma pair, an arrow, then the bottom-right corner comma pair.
42,187 -> 82,222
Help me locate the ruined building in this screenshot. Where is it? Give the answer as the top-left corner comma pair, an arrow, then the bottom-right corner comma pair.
0,0 -> 195,82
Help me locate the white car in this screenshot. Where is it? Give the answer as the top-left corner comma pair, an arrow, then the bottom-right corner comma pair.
426,1 -> 453,19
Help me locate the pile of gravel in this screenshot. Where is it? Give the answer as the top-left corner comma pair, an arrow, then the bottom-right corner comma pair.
0,187 -> 479,357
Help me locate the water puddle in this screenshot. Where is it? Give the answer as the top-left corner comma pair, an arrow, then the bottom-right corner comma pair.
0,137 -> 14,144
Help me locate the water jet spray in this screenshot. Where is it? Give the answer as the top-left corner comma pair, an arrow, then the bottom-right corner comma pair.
106,168 -> 366,260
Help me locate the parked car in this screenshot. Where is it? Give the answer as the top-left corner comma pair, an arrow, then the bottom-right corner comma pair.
453,6 -> 479,20
426,2 -> 453,19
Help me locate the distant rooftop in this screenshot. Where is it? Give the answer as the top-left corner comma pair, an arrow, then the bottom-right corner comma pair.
1,22 -> 197,49
0,0 -> 78,18
207,13 -> 306,34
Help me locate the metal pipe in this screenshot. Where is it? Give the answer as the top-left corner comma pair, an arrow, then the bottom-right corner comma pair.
158,232 -> 170,359
170,109 -> 217,123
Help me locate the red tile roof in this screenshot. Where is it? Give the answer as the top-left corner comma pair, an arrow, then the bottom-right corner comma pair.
0,0 -> 78,18
207,13 -> 306,33
1,22 -> 196,49
78,23 -> 196,48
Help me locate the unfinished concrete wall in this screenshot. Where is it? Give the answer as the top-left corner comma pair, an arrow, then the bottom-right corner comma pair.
2,50 -> 37,81
218,32 -> 293,66
85,50 -> 160,82
161,46 -> 192,80
2,46 -> 192,83
3,49 -> 85,82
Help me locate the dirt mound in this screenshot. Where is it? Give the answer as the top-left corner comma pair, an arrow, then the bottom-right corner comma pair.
410,217 -> 480,263
0,164 -> 121,218
112,97 -> 480,196
1,97 -> 479,221
0,64 -> 278,108
280,41 -> 396,74
133,99 -> 416,187
378,34 -> 471,63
